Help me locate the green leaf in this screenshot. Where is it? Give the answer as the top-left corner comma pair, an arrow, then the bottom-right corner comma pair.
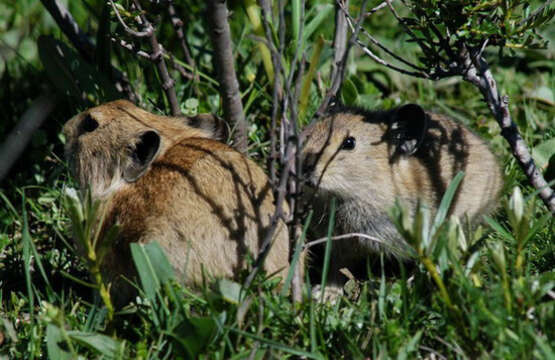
341,78 -> 359,106
130,241 -> 175,302
528,86 -> 554,106
397,330 -> 423,360
217,278 -> 242,304
484,216 -> 516,242
68,331 -> 124,359
532,138 -> 555,170
46,324 -> 73,360
170,316 -> 217,358
183,97 -> 199,116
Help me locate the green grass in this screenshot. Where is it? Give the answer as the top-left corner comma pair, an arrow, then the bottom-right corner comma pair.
1,0 -> 554,358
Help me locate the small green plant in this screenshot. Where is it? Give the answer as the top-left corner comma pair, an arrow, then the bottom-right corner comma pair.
62,188 -> 118,325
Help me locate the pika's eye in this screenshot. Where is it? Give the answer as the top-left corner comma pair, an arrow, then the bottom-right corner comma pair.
341,136 -> 356,150
79,115 -> 98,134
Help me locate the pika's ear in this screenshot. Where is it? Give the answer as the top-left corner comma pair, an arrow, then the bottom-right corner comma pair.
390,104 -> 428,155
123,130 -> 161,182
180,113 -> 228,140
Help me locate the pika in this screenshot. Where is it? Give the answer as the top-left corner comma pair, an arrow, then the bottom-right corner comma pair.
63,100 -> 290,302
302,103 -> 502,290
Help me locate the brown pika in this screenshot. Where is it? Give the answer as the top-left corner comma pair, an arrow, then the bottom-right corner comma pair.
63,99 -> 290,302
302,104 -> 502,290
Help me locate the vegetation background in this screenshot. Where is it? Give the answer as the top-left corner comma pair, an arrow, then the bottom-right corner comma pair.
0,0 -> 553,358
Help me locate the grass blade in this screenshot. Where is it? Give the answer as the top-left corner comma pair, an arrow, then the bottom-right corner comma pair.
130,241 -> 175,303
484,216 -> 516,242
430,171 -> 465,236
229,328 -> 323,359
68,331 -> 124,359
302,4 -> 334,44
320,197 -> 336,302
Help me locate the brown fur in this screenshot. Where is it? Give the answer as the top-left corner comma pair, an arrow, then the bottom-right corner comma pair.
302,104 -> 502,289
63,100 -> 290,302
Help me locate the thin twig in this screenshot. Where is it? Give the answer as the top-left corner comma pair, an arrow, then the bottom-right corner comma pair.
259,0 -> 282,185
303,233 -> 386,250
167,1 -> 196,71
419,345 -> 448,360
111,37 -> 151,59
132,0 -> 181,116
109,0 -> 153,38
247,0 -> 308,302
40,0 -> 95,60
355,38 -> 430,78
348,2 -> 555,211
206,0 -> 248,153
366,0 -> 391,16
316,0 -> 368,117
433,336 -> 467,358
112,36 -> 194,81
385,0 -> 431,56
463,53 -> 555,212
168,55 -> 195,81
343,1 -> 439,77
355,21 -> 428,72
516,0 -> 554,28
328,0 -> 350,97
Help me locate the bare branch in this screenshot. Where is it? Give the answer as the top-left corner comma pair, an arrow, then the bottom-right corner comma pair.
316,0 -> 368,117
385,0 -> 431,55
206,0 -> 248,153
0,94 -> 58,182
167,1 -> 196,70
168,55 -> 195,81
109,0 -> 153,38
355,38 -> 431,78
248,0 -> 309,302
328,0 -> 350,94
111,37 -> 151,59
366,0 -> 391,15
340,1 -> 436,78
347,2 -> 555,211
112,36 -> 194,81
243,140 -> 296,289
132,0 -> 181,116
463,53 -> 555,212
356,23 -> 428,72
259,0 -> 283,185
517,0 -> 554,28
40,0 -> 95,61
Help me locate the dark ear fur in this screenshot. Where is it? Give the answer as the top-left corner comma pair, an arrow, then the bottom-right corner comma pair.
179,113 -> 228,141
390,104 -> 428,155
123,130 -> 161,182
